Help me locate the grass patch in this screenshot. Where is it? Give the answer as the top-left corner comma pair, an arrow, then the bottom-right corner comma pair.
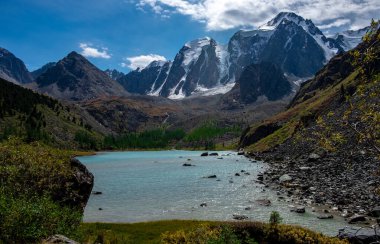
79,220 -> 348,244
79,220 -> 215,244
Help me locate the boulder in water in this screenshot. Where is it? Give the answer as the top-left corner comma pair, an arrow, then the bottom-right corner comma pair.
205,175 -> 217,179
233,214 -> 249,220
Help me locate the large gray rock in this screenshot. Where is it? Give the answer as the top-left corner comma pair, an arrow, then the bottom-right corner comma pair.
53,158 -> 94,210
348,215 -> 367,224
338,226 -> 380,244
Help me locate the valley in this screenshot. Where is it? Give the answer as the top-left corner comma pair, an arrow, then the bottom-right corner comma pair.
0,5 -> 379,243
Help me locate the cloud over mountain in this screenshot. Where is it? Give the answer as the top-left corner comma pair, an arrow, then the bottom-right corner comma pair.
136,0 -> 379,31
79,43 -> 111,59
121,54 -> 167,70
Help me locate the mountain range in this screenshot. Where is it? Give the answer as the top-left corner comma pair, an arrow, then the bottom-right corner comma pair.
0,12 -> 369,103
115,12 -> 367,99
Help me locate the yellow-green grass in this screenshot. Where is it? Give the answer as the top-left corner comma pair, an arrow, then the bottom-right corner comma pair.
79,220 -> 216,244
79,220 -> 349,244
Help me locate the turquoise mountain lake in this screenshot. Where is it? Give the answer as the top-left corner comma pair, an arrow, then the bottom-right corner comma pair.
79,150 -> 348,236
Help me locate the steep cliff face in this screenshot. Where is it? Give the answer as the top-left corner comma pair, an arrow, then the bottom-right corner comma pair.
222,62 -> 291,105
118,61 -> 171,95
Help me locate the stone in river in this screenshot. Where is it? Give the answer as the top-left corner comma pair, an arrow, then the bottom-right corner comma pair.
318,214 -> 334,219
205,175 -> 217,178
201,152 -> 209,156
256,199 -> 271,206
233,214 -> 249,220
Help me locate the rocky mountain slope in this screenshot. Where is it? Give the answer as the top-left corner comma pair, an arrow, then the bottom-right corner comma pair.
31,62 -> 56,79
117,12 -> 363,100
240,27 -> 380,220
0,47 -> 33,84
34,52 -> 129,101
105,68 -> 125,81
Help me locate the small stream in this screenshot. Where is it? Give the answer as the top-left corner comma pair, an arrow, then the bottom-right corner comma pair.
79,150 -> 350,236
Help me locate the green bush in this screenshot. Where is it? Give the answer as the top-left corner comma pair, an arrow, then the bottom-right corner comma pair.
0,137 -> 72,197
0,190 -> 81,243
269,211 -> 282,225
0,138 -> 83,243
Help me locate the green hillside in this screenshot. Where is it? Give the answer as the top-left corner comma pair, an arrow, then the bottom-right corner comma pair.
0,77 -> 102,149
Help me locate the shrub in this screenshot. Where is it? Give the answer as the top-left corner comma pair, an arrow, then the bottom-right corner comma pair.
269,211 -> 282,225
0,137 -> 83,243
161,224 -> 220,244
0,190 -> 81,243
162,221 -> 349,244
0,137 -> 72,197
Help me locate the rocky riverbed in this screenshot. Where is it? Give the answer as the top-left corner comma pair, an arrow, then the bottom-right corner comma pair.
245,150 -> 380,227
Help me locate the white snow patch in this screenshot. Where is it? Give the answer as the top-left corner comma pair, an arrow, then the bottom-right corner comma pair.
168,75 -> 187,100
182,37 -> 211,71
215,44 -> 229,82
149,62 -> 172,96
192,82 -> 236,97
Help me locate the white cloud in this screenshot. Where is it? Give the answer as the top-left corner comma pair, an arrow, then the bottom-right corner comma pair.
79,43 -> 111,59
121,54 -> 167,70
318,19 -> 351,30
136,0 -> 380,32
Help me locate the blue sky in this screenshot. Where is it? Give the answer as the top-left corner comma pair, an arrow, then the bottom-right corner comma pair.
0,0 -> 378,72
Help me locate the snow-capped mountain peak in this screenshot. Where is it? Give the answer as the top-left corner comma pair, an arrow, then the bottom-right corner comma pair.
263,12 -> 340,61
184,36 -> 212,48
260,12 -> 305,30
